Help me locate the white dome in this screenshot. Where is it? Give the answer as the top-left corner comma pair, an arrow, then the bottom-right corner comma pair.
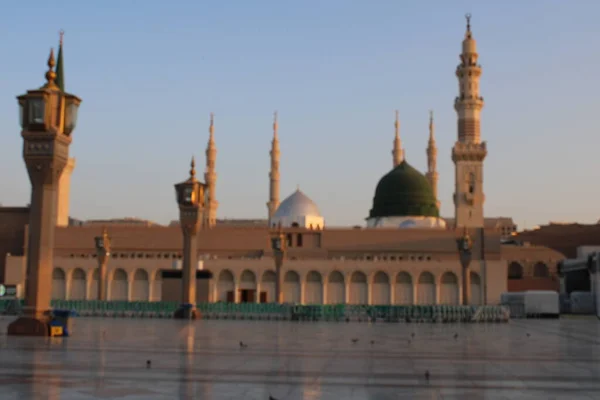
274,189 -> 321,219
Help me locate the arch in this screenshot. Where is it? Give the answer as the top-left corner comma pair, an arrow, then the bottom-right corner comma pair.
349,271 -> 368,304
69,268 -> 86,300
533,262 -> 549,278
88,268 -> 99,300
131,269 -> 150,301
326,271 -> 345,304
470,271 -> 482,305
394,271 -> 413,305
239,269 -> 257,303
417,271 -> 435,305
304,271 -> 323,304
508,262 -> 523,279
439,271 -> 459,305
110,268 -> 128,301
261,270 -> 276,303
217,269 -> 235,302
283,270 -> 301,303
52,267 -> 66,300
372,271 -> 390,305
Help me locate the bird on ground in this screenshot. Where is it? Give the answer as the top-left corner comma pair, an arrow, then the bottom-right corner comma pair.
424,370 -> 430,382
370,340 -> 375,345
351,338 -> 359,344
526,333 -> 531,337
411,333 -> 415,338
146,360 -> 151,368
239,341 -> 248,348
269,395 -> 278,400
407,339 -> 411,344
454,333 -> 459,340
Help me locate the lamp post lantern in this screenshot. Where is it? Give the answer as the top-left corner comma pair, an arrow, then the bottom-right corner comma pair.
457,228 -> 473,306
94,228 -> 111,300
8,48 -> 82,336
173,157 -> 206,319
270,224 -> 286,303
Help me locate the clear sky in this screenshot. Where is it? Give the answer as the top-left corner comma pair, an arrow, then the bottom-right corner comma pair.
0,0 -> 599,229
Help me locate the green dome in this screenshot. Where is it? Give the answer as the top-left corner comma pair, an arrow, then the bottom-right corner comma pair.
369,160 -> 439,218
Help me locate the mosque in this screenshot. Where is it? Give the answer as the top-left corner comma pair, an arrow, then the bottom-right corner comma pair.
0,16 -> 564,307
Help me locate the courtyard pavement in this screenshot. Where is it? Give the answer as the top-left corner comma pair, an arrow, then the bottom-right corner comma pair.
0,316 -> 599,399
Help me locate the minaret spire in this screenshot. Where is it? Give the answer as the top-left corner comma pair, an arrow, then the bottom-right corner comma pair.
55,30 -> 65,92
452,14 -> 487,228
204,113 -> 218,228
426,110 -> 440,210
267,111 -> 280,225
392,110 -> 404,167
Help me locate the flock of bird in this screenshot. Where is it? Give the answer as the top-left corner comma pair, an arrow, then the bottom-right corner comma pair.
137,330 -> 533,400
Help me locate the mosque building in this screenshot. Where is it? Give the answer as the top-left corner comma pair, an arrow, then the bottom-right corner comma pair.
0,16 -> 564,306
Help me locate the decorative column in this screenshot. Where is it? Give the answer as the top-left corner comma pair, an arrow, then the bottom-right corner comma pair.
270,225 -> 286,303
94,228 -> 111,301
173,158 -> 206,319
8,47 -> 82,337
426,110 -> 440,210
457,228 -> 473,305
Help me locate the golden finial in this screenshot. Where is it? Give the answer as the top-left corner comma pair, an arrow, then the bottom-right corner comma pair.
45,48 -> 56,85
273,111 -> 279,136
190,156 -> 196,178
465,13 -> 472,37
59,29 -> 65,45
429,110 -> 435,141
394,110 -> 399,133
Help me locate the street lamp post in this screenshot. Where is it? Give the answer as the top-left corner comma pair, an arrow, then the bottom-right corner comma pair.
456,228 -> 473,306
94,228 -> 111,300
173,158 -> 206,319
270,225 -> 286,303
8,48 -> 81,336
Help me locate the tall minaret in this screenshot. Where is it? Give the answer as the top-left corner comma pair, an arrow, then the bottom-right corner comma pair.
452,14 -> 487,228
204,113 -> 218,228
392,110 -> 403,167
55,31 -> 75,227
426,110 -> 440,210
267,111 -> 280,225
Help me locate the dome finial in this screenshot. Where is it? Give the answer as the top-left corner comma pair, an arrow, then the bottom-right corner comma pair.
273,111 -> 279,138
190,156 -> 196,178
209,113 -> 215,137
44,48 -> 57,87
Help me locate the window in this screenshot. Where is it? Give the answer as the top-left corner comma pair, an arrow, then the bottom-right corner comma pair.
286,233 -> 293,247
468,172 -> 476,194
296,234 -> 303,247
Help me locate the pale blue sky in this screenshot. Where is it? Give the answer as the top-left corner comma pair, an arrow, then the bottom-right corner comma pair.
0,0 -> 599,229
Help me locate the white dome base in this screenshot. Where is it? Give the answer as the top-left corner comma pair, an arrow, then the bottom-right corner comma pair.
366,216 -> 447,229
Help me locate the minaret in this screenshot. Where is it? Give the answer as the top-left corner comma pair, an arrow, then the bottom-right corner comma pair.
204,113 -> 218,228
392,110 -> 403,167
267,111 -> 280,225
426,110 -> 440,210
55,30 -> 75,227
452,14 -> 487,228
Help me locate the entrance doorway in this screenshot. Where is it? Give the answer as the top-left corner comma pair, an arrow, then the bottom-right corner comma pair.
239,289 -> 256,303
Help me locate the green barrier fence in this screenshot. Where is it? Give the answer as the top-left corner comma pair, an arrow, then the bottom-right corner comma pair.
0,299 -> 509,322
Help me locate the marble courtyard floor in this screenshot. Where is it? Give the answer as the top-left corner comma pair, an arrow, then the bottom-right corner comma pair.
0,317 -> 599,399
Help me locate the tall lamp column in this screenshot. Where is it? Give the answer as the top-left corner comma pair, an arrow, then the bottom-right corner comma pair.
94,228 -> 111,300
270,226 -> 286,303
457,229 -> 473,306
7,48 -> 81,336
174,158 -> 205,319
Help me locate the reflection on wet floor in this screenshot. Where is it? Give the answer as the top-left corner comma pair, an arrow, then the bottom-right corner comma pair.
0,317 -> 599,399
